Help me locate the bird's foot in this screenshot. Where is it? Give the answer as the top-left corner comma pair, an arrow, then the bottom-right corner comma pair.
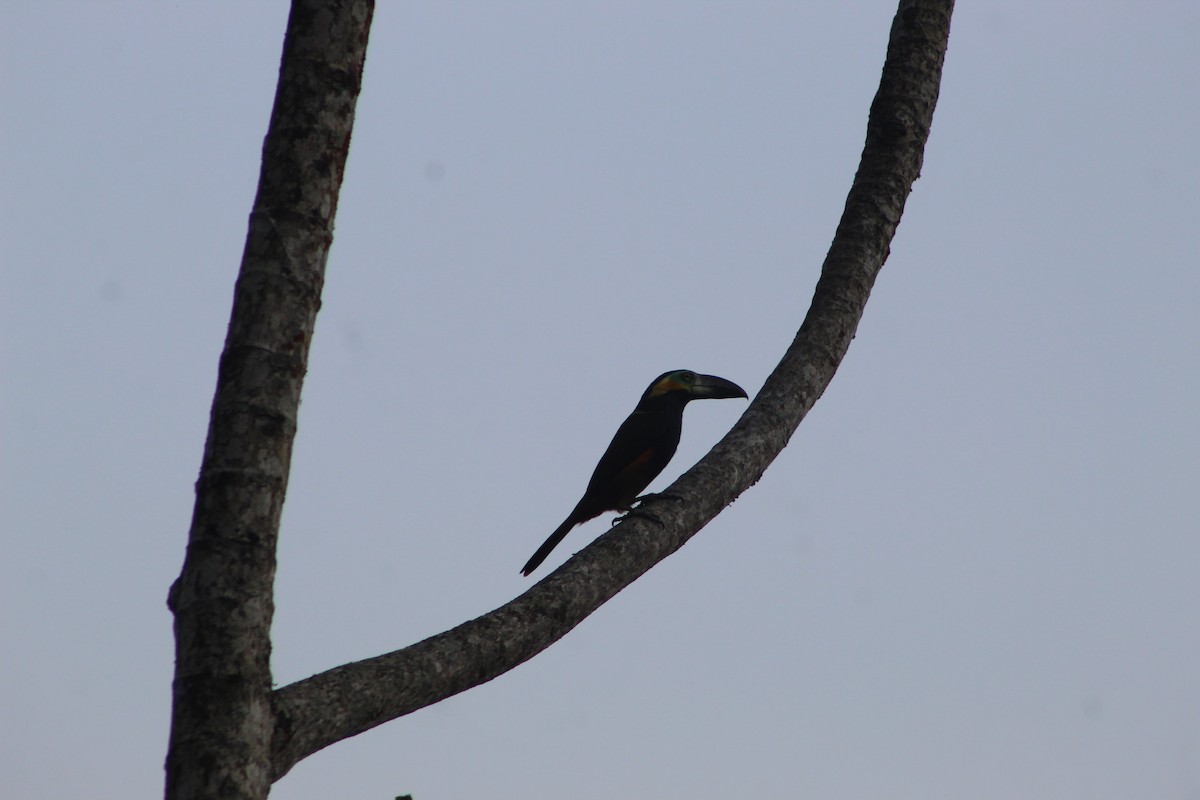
633,491 -> 684,506
612,507 -> 666,528
611,492 -> 686,527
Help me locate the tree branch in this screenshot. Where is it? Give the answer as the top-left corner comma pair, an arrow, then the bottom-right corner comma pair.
269,0 -> 954,781
165,3 -> 373,799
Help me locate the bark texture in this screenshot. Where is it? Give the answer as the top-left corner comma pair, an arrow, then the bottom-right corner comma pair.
165,2 -> 373,799
268,0 -> 955,781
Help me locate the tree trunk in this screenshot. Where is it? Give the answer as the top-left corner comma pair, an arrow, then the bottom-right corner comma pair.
164,2 -> 373,799
166,0 -> 953,792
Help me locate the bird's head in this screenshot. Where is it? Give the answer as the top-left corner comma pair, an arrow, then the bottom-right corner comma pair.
640,369 -> 749,405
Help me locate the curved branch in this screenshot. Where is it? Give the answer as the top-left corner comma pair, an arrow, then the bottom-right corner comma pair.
271,0 -> 953,781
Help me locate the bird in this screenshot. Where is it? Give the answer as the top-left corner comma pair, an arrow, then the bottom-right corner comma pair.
521,369 -> 748,576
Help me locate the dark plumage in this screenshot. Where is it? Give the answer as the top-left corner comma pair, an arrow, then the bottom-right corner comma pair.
521,369 -> 747,576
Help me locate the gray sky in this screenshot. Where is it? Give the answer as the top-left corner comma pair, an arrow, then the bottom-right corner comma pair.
3,2 -> 1198,798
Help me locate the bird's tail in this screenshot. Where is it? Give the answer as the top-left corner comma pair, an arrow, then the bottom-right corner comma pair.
521,517 -> 578,576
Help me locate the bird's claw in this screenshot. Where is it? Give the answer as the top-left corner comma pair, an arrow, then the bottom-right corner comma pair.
612,507 -> 666,528
633,491 -> 684,505
611,492 -> 685,527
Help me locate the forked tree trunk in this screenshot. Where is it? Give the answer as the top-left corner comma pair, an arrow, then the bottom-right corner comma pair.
166,1 -> 953,796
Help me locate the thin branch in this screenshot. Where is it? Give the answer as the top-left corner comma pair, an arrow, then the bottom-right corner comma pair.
269,0 -> 954,781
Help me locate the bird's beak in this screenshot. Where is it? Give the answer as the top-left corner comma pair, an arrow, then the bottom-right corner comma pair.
690,373 -> 749,400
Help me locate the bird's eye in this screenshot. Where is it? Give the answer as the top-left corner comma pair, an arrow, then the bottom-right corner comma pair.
680,371 -> 696,383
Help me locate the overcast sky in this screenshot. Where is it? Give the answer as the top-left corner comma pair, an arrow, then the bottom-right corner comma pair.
3,2 -> 1199,799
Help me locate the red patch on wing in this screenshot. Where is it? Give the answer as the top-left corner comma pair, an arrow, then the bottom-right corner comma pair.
616,448 -> 656,478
